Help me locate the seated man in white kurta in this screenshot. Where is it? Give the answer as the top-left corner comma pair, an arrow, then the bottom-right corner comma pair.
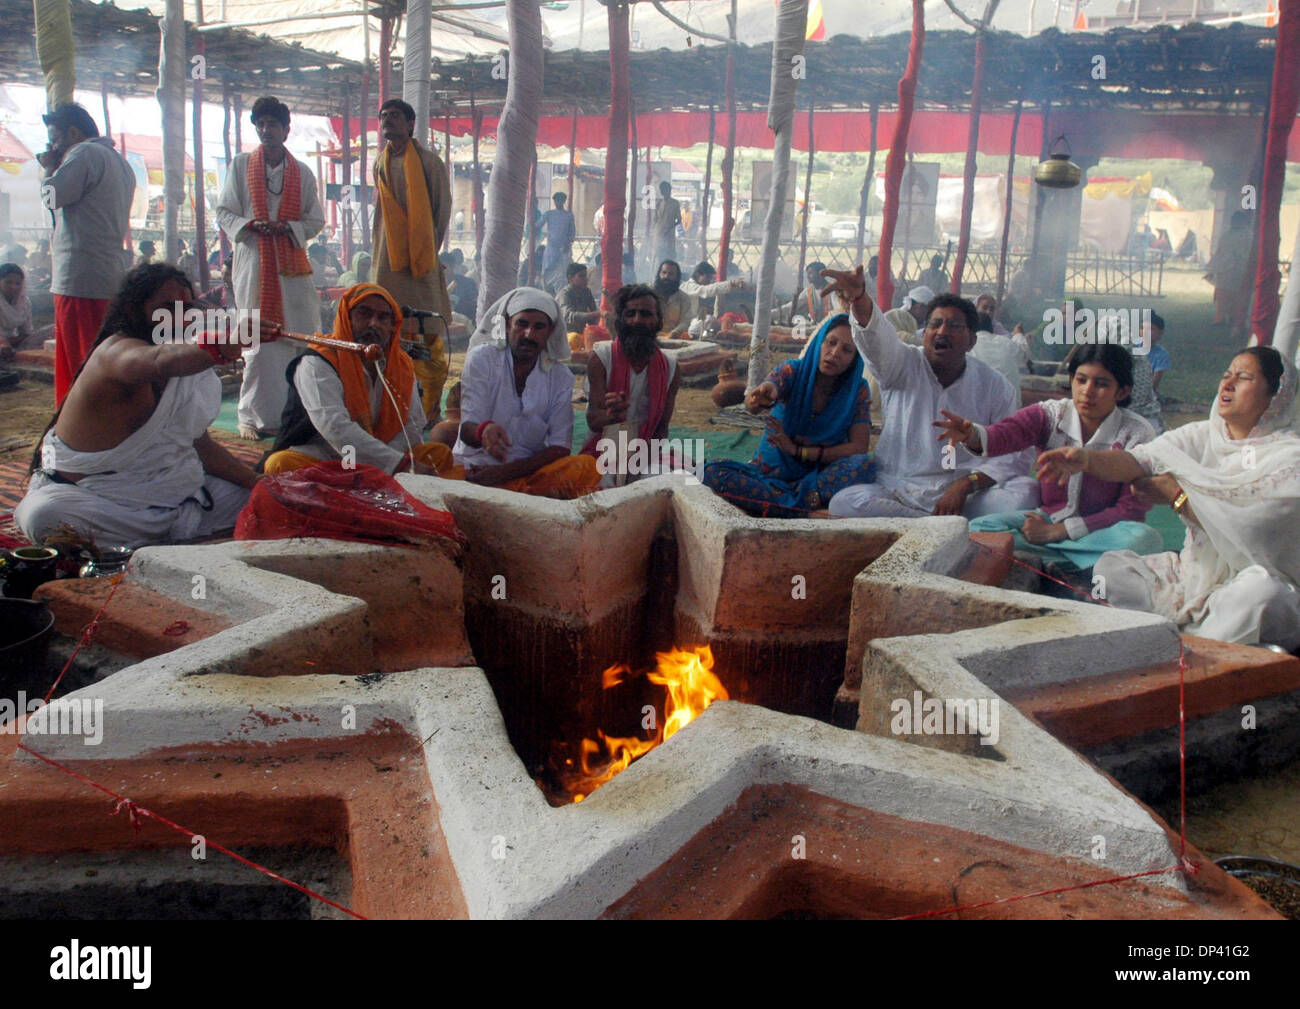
15,265 -> 257,548
455,288 -> 601,497
217,95 -> 324,440
820,267 -> 1038,518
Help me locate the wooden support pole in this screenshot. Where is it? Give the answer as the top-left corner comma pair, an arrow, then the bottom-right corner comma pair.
567,105 -> 578,207
995,98 -> 1023,307
601,0 -> 630,308
444,111 -> 453,251
797,102 -> 815,288
341,84 -> 353,264
855,103 -> 878,267
627,100 -> 639,262
192,31 -> 210,290
700,104 -> 715,263
877,0 -> 925,310
220,78 -> 232,263
359,70 -> 371,251
718,7 -> 737,282
951,26 -> 988,294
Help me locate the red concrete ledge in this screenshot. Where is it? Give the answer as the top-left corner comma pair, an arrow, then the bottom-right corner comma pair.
1003,635 -> 1300,748
954,531 -> 1015,587
0,734 -> 466,919
604,784 -> 1276,919
34,577 -> 232,660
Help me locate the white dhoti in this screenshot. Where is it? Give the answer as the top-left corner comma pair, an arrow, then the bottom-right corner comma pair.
17,471 -> 248,549
1095,551 -> 1300,651
14,370 -> 250,550
829,474 -> 1040,519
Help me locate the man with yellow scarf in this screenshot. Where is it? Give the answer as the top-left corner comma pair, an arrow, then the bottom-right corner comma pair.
260,283 -> 461,479
372,99 -> 454,423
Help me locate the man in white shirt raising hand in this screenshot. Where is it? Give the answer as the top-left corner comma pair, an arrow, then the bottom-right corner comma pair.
819,264 -> 1038,519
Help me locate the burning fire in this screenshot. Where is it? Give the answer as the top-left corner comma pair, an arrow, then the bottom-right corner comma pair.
568,645 -> 727,803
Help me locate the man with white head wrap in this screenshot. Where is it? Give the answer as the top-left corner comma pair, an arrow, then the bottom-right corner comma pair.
1042,345 -> 1300,650
883,285 -> 934,347
456,287 -> 601,497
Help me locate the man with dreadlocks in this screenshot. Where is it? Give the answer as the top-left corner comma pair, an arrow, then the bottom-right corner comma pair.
15,264 -> 259,548
217,95 -> 324,440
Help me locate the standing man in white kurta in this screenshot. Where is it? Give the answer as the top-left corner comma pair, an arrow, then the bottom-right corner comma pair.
820,266 -> 1038,519
217,96 -> 324,439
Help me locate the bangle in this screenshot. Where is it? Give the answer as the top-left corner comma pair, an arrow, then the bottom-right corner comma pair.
1171,490 -> 1188,513
476,420 -> 494,444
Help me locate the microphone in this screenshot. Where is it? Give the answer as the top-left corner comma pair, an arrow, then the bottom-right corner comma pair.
401,306 -> 437,319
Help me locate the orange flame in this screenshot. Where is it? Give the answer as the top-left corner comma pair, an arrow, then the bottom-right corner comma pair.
568,646 -> 727,802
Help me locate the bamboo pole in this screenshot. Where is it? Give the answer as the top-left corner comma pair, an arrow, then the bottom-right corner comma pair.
601,0 -> 630,309
797,101 -> 814,289
995,98 -> 1023,306
700,104 -> 715,263
855,103 -> 878,267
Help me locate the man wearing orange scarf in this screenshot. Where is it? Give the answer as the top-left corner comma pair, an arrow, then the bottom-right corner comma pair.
372,99 -> 453,423
217,96 -> 324,440
260,283 -> 460,479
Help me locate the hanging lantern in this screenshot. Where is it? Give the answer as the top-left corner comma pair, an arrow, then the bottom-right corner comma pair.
1033,135 -> 1083,189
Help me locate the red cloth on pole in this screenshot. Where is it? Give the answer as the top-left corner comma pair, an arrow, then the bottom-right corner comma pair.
602,2 -> 630,307
376,108 -> 1299,162
235,462 -> 466,550
1251,1 -> 1300,345
53,295 -> 110,404
877,0 -> 925,311
951,29 -> 986,293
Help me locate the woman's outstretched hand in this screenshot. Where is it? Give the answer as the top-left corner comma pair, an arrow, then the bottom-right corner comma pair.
933,409 -> 978,451
819,265 -> 872,322
1036,446 -> 1087,485
745,381 -> 779,413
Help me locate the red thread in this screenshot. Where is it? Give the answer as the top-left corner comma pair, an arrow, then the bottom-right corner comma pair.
17,742 -> 367,920
113,797 -> 142,835
162,620 -> 191,636
892,864 -> 1191,919
43,571 -> 126,704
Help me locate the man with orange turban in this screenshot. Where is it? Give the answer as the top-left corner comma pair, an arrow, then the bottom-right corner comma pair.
260,283 -> 461,478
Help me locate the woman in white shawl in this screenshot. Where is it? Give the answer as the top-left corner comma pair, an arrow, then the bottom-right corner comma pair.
1039,345 -> 1300,650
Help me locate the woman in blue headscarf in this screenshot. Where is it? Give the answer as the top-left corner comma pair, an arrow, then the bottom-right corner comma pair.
703,313 -> 874,517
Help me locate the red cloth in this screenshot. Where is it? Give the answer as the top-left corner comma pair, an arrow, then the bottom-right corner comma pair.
581,339 -> 669,455
53,295 -> 110,404
342,107 -> 1300,163
235,461 -> 466,550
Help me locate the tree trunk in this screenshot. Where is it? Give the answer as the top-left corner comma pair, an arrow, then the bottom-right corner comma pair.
877,0 -> 925,310
855,104 -> 877,267
951,28 -> 987,294
600,0 -> 630,308
995,98 -> 1023,306
747,0 -> 809,390
477,0 -> 544,316
404,0 -> 431,146
158,0 -> 186,272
